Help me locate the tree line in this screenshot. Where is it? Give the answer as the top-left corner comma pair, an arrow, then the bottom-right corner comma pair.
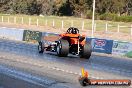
0,0 -> 132,20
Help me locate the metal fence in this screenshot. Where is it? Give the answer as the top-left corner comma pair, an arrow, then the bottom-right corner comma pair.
0,16 -> 132,36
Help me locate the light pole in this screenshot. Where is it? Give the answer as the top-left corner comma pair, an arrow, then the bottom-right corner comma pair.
91,0 -> 95,38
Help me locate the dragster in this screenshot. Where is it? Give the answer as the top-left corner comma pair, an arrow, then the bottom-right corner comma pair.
38,27 -> 92,59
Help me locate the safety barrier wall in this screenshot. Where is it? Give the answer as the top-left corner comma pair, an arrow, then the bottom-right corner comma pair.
0,27 -> 131,58
0,27 -> 24,41
112,41 -> 132,58
87,38 -> 113,54
23,30 -> 42,43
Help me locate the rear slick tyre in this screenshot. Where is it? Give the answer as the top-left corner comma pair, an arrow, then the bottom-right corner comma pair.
57,39 -> 69,57
81,42 -> 92,59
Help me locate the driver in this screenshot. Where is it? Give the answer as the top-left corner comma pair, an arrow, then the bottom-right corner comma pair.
71,29 -> 77,34
67,27 -> 79,34
71,27 -> 79,34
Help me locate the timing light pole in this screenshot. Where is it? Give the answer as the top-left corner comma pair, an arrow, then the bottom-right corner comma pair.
91,0 -> 95,38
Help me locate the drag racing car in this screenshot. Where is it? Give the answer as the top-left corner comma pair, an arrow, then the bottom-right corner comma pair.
38,27 -> 92,59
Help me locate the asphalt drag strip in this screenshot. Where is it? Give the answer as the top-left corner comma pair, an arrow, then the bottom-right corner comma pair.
0,65 -> 77,88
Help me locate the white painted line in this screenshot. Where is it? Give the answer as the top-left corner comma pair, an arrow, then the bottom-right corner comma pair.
28,62 -> 33,65
33,63 -> 38,66
55,68 -> 61,71
74,72 -> 79,75
90,76 -> 96,79
60,69 -> 65,72
69,71 -> 73,74
65,70 -> 69,73
51,67 -> 56,70
0,56 -> 6,58
37,64 -> 43,67
0,65 -> 55,87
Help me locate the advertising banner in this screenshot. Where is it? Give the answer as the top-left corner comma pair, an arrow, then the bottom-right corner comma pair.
87,38 -> 113,54
112,41 -> 132,58
23,30 -> 42,43
92,38 -> 113,54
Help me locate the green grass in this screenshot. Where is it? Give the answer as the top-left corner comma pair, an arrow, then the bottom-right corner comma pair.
0,14 -> 131,34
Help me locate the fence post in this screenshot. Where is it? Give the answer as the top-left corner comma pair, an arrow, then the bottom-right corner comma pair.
71,20 -> 73,27
82,21 -> 84,30
117,24 -> 120,33
8,17 -> 9,23
29,18 -> 31,25
105,23 -> 108,33
45,19 -> 47,26
37,19 -> 39,26
14,17 -> 16,24
62,20 -> 64,29
21,17 -> 23,24
94,23 -> 96,32
131,25 -> 132,36
52,19 -> 55,27
2,16 -> 3,23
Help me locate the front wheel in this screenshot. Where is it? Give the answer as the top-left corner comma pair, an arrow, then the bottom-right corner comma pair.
80,42 -> 92,59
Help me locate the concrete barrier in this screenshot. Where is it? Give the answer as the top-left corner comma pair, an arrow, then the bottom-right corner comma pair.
0,27 -> 24,41
23,30 -> 42,43
112,41 -> 132,58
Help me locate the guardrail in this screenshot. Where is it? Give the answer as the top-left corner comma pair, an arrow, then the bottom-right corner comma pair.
0,27 -> 131,58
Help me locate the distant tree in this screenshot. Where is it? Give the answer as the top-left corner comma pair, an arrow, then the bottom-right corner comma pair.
0,0 -> 132,17
11,0 -> 29,14
125,0 -> 132,15
38,0 -> 54,15
11,0 -> 42,15
28,0 -> 42,15
58,0 -> 73,16
70,0 -> 89,17
0,0 -> 12,13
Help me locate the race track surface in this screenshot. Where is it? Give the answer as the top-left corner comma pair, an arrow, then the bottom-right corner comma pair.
0,39 -> 132,88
